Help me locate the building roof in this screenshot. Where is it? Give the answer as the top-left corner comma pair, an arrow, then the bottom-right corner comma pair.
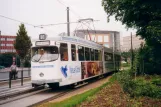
76,30 -> 119,34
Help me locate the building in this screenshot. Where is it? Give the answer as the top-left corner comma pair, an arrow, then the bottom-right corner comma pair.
0,34 -> 16,53
122,35 -> 144,52
74,30 -> 120,52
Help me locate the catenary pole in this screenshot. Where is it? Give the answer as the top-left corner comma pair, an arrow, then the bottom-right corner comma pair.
131,32 -> 134,71
113,33 -> 116,71
67,7 -> 70,36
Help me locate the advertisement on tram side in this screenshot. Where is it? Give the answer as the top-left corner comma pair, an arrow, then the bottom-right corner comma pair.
81,62 -> 103,79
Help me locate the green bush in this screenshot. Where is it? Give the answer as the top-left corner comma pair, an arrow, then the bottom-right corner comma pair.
24,60 -> 31,67
134,45 -> 161,75
0,53 -> 21,67
121,63 -> 130,67
114,70 -> 161,98
113,69 -> 135,95
151,78 -> 161,86
132,78 -> 161,98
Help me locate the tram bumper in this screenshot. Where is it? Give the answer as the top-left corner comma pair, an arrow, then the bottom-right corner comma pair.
32,79 -> 62,85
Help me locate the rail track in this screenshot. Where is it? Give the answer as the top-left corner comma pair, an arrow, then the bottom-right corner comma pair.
0,83 -> 78,107
0,73 -> 111,107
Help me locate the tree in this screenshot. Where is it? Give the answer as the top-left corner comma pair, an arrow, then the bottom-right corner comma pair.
102,0 -> 161,74
14,24 -> 32,59
0,53 -> 20,67
14,23 -> 32,85
102,0 -> 161,46
134,44 -> 161,75
121,51 -> 131,62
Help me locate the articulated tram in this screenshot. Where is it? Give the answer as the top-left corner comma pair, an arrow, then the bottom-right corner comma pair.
31,34 -> 121,88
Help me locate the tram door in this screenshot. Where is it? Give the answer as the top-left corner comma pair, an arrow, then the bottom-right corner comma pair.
59,43 -> 81,85
60,43 -> 68,61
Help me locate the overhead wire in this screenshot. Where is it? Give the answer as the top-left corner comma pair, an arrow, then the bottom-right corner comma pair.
92,22 -> 97,41
55,0 -> 98,40
0,14 -> 37,27
73,22 -> 80,36
0,14 -> 57,34
0,1 -> 99,40
70,9 -> 82,19
0,1 -> 96,29
35,21 -> 80,27
0,0 -> 85,35
79,20 -> 98,41
56,0 -> 67,7
0,0 -> 98,36
57,0 -> 98,40
56,0 -> 82,19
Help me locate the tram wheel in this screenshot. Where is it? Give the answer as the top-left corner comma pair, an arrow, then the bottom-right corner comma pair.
67,84 -> 75,89
32,83 -> 45,88
32,83 -> 40,88
48,83 -> 59,90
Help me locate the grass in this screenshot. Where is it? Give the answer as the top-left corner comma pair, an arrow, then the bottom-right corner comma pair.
38,79 -> 111,107
37,71 -> 161,107
121,63 -> 131,70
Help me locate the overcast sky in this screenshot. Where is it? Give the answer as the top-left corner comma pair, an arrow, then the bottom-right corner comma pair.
0,0 -> 136,39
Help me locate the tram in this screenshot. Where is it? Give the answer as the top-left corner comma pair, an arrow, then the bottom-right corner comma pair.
31,34 -> 121,88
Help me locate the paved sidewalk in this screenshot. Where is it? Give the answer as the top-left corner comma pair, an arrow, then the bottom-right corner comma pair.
0,78 -> 31,87
0,78 -> 32,99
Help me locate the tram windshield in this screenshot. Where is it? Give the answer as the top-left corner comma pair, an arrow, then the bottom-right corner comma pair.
31,46 -> 59,62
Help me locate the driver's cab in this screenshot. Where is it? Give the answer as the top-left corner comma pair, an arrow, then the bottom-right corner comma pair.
31,46 -> 59,62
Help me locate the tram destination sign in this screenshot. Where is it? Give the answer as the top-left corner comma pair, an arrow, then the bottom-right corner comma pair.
39,34 -> 47,40
35,40 -> 50,46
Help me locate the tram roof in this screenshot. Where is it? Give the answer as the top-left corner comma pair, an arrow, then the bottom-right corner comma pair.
32,36 -> 103,48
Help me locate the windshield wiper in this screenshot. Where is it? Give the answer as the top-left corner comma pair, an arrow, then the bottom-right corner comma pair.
32,59 -> 39,62
37,55 -> 43,62
32,55 -> 43,62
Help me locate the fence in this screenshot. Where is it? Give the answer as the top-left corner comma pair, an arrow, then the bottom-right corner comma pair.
0,68 -> 31,81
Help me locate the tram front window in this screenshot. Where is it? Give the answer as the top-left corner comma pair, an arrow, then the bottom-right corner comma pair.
31,46 -> 58,62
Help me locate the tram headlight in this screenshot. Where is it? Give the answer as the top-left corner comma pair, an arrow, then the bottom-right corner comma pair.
39,72 -> 44,77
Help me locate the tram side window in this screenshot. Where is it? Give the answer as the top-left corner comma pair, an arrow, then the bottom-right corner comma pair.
90,48 -> 95,61
85,47 -> 90,61
71,44 -> 76,61
115,55 -> 118,61
104,52 -> 112,61
78,46 -> 85,61
60,43 -> 68,61
95,50 -> 99,61
98,50 -> 102,61
104,52 -> 107,61
118,55 -> 121,61
115,55 -> 120,61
